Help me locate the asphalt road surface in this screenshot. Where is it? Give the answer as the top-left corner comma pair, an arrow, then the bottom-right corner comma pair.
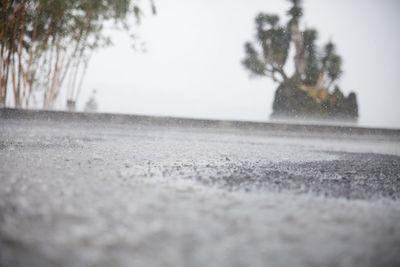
1,110 -> 400,267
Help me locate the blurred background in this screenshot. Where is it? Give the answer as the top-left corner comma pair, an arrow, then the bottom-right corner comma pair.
2,0 -> 400,128
82,0 -> 400,128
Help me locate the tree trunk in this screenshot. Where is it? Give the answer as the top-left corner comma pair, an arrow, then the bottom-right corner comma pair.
290,22 -> 305,82
23,1 -> 41,108
17,0 -> 26,108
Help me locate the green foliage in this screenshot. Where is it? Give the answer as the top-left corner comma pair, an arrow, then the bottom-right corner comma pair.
243,0 -> 358,120
304,57 -> 320,86
272,81 -> 358,121
287,0 -> 303,23
256,13 -> 279,28
303,28 -> 317,55
242,2 -> 343,88
242,42 -> 266,76
1,0 -> 156,108
303,28 -> 319,85
272,78 -> 322,118
269,27 -> 291,68
327,54 -> 342,82
323,42 -> 335,63
243,12 -> 290,81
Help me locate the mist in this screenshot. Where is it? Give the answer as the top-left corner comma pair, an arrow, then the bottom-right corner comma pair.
77,0 -> 400,129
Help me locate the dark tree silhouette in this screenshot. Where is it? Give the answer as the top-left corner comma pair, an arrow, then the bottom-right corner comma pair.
242,0 -> 358,121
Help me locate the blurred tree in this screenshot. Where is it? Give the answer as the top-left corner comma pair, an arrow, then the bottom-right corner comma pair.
84,89 -> 98,112
242,0 -> 358,121
0,0 -> 156,110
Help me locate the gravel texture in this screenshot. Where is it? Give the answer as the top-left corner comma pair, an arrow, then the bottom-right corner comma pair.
0,117 -> 400,267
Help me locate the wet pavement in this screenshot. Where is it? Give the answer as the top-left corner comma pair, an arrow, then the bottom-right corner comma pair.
0,114 -> 400,267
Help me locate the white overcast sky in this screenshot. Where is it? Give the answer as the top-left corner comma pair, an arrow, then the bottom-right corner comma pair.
79,0 -> 400,129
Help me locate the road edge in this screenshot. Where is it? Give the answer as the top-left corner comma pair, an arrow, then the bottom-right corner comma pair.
1,108 -> 399,137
